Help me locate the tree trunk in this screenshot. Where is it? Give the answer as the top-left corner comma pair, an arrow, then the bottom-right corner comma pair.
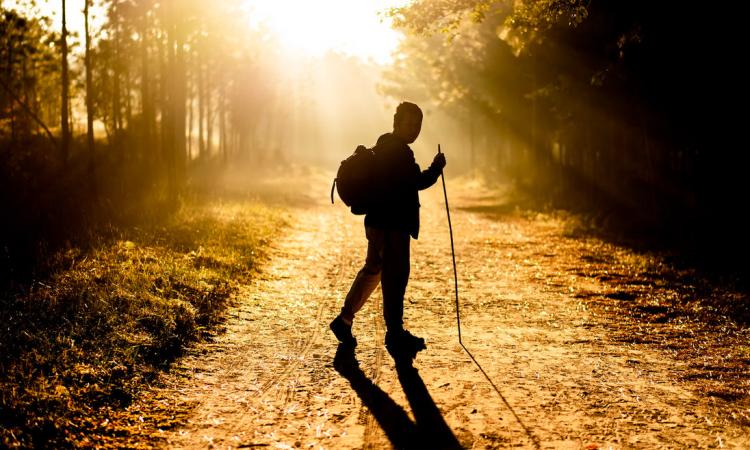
187,74 -> 193,161
85,0 -> 95,167
219,83 -> 226,163
61,0 -> 70,164
8,41 -> 15,141
112,2 -> 122,137
140,11 -> 153,162
163,23 -> 177,204
174,22 -> 187,178
469,108 -> 475,175
125,66 -> 132,132
206,83 -> 213,157
198,52 -> 205,158
156,30 -> 166,166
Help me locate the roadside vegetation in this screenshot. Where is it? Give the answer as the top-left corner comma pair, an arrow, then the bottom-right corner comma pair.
0,189 -> 286,448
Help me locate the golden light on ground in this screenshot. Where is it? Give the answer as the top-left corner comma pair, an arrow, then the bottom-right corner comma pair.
246,0 -> 408,64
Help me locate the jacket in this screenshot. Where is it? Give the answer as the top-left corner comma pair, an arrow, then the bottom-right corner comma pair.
364,133 -> 441,239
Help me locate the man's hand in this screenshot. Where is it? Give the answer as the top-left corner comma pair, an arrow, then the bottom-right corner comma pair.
432,152 -> 446,171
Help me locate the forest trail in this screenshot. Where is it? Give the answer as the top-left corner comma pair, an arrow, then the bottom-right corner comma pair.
139,174 -> 750,449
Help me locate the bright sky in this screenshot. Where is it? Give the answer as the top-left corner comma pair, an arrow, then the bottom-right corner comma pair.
246,0 -> 409,64
4,0 -> 408,64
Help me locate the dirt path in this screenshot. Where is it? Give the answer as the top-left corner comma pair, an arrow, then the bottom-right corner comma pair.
142,177 -> 749,449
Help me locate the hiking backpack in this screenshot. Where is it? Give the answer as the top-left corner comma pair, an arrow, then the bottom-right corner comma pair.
331,145 -> 378,215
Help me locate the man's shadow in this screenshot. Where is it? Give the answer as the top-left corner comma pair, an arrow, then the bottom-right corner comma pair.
333,344 -> 462,449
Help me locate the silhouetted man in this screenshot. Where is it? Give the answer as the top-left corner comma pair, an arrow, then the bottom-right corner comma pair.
330,102 -> 446,360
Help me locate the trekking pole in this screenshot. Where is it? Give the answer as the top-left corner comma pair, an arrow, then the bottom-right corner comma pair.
437,144 -> 540,448
438,144 -> 462,344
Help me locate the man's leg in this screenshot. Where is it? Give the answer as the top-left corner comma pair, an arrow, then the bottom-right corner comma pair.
340,227 -> 384,323
331,227 -> 383,346
380,230 -> 410,331
381,230 -> 426,358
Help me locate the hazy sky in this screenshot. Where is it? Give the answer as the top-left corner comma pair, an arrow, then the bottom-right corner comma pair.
3,0 -> 408,64
248,0 -> 408,64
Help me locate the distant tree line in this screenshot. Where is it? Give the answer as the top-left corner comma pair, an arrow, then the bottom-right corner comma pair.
0,0 -> 297,282
1,0 -> 294,199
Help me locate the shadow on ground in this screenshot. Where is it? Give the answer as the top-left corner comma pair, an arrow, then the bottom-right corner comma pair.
333,345 -> 462,450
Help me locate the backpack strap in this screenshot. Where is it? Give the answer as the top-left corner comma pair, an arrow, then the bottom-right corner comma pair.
330,178 -> 336,204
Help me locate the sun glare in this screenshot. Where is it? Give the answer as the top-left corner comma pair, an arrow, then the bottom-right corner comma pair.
247,0 -> 407,64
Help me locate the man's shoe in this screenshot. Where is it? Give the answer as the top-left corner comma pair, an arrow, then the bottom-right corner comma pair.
330,316 -> 357,348
385,329 -> 426,361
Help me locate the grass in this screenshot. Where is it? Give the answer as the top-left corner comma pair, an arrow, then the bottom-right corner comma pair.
0,194 -> 287,449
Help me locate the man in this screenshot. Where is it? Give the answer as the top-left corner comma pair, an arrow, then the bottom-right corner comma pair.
330,101 -> 446,360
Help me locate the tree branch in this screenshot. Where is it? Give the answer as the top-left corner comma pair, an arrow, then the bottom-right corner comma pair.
0,77 -> 58,147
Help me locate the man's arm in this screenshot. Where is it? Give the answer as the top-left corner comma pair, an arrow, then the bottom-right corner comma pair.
416,163 -> 441,190
415,152 -> 446,190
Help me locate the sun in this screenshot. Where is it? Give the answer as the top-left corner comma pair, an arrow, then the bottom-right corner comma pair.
246,0 -> 407,64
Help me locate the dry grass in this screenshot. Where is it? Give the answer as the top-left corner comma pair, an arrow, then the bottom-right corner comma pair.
0,195 -> 287,449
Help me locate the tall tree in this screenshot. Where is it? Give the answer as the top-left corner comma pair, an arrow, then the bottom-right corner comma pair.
112,0 -> 121,136
0,11 -> 58,146
84,0 -> 95,167
139,0 -> 154,160
197,47 -> 205,158
60,0 -> 70,163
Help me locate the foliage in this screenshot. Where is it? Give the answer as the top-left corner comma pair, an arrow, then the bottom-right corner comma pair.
386,0 -> 746,268
0,194 -> 286,448
0,9 -> 61,138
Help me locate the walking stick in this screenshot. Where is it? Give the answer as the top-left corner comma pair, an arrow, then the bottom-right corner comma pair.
437,144 -> 540,448
437,144 -> 462,344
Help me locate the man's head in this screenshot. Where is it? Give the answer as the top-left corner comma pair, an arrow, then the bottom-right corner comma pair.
393,102 -> 423,144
